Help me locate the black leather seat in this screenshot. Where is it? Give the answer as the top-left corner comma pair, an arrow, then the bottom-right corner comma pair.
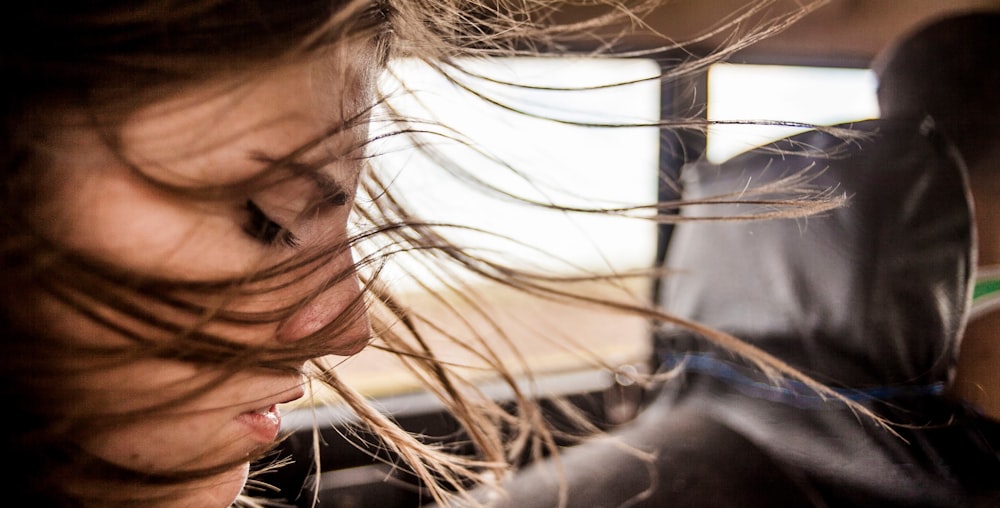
462,119 -> 1000,507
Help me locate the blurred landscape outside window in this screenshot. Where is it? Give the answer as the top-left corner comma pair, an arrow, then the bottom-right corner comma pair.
329,59 -> 879,402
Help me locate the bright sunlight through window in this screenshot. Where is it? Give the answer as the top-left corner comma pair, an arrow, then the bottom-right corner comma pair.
706,63 -> 880,163
370,58 -> 663,290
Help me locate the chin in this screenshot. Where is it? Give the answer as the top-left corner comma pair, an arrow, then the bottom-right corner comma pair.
168,462 -> 251,508
210,462 -> 252,507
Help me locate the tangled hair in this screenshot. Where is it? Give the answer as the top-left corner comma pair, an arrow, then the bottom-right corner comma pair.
0,0 -> 856,507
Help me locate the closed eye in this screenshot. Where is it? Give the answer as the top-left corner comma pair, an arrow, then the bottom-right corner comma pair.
242,199 -> 300,248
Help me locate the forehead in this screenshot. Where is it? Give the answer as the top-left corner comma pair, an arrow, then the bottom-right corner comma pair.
32,51 -> 375,277
115,56 -> 370,187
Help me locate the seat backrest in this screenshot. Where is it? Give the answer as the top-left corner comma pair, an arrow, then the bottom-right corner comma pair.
434,120 -> 990,508
658,118 -> 973,388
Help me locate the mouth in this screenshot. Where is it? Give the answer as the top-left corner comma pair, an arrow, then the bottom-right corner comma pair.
236,387 -> 305,442
237,405 -> 281,439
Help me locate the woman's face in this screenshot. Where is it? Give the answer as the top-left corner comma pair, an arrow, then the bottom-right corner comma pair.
31,48 -> 376,507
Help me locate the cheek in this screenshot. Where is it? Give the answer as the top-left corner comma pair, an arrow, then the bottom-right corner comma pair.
84,408 -> 223,470
43,172 -> 270,280
74,359 -> 278,468
72,452 -> 250,508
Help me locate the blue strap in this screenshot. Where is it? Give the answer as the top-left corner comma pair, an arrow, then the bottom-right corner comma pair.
661,352 -> 944,410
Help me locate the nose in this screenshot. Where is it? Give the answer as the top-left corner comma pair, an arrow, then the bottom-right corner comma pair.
275,253 -> 371,355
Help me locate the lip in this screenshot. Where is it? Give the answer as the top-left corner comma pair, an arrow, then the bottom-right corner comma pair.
236,386 -> 305,442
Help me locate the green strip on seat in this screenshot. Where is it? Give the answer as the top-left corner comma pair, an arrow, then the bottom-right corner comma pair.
974,277 -> 1000,301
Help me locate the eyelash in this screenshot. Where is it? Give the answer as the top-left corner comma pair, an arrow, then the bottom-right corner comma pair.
242,200 -> 300,248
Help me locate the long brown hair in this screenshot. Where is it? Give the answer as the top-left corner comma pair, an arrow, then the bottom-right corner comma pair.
0,1 -> 856,506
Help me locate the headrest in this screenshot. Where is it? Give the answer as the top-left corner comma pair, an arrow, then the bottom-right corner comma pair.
659,119 -> 973,387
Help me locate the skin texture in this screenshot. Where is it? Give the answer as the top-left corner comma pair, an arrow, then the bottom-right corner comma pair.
28,48 -> 376,507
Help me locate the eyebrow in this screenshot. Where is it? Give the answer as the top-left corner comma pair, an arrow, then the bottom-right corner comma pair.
307,170 -> 350,207
250,153 -> 351,209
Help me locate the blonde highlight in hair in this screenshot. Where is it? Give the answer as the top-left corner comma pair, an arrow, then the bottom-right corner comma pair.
0,1 -> 892,507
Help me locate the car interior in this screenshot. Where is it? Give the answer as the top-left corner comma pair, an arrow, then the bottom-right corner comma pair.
251,1 -> 1000,506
